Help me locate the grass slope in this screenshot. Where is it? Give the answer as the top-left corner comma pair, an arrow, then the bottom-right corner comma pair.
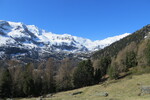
17,73 -> 150,100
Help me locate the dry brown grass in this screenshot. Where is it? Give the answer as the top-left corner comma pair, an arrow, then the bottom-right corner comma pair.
16,73 -> 150,100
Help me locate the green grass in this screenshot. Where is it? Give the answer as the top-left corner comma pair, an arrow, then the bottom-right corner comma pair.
16,73 -> 150,100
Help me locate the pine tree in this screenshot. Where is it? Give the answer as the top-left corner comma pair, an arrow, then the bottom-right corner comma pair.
108,62 -> 119,80
22,63 -> 34,96
125,51 -> 137,68
0,69 -> 12,98
99,57 -> 111,76
94,69 -> 102,84
33,72 -> 43,96
73,59 -> 94,88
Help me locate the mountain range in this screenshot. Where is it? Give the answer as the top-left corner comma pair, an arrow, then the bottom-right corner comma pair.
0,20 -> 130,60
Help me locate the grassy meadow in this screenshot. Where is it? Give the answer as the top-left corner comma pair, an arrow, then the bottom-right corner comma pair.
15,73 -> 150,100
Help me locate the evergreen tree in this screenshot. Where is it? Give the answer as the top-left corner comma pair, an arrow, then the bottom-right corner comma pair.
33,73 -> 43,96
108,62 -> 119,80
125,51 -> 137,68
0,69 -> 12,98
22,63 -> 34,96
94,68 -> 102,84
99,57 -> 111,76
73,59 -> 94,88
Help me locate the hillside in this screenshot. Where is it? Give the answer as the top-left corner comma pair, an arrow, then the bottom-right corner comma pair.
16,73 -> 150,100
92,24 -> 150,59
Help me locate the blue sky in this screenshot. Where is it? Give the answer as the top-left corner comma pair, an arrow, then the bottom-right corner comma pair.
0,0 -> 150,40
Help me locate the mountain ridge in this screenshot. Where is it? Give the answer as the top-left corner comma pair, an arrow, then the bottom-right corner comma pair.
0,20 -> 130,60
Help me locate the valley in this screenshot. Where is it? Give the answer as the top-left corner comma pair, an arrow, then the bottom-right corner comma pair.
1,1 -> 150,100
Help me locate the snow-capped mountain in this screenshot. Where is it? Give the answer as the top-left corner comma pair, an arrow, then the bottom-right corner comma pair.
0,20 -> 130,60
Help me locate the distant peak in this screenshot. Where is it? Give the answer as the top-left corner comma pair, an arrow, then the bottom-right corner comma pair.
8,21 -> 24,26
0,20 -> 130,53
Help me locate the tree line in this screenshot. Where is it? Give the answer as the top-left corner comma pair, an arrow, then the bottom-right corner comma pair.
0,58 -> 101,98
